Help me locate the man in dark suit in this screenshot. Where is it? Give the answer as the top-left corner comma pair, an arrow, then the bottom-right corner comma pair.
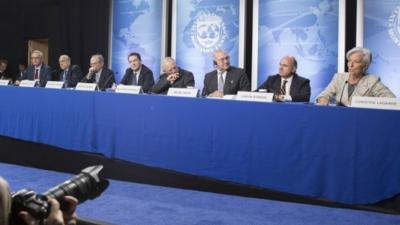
0,59 -> 9,80
16,50 -> 52,87
257,56 -> 310,102
202,49 -> 250,97
120,52 -> 154,93
81,54 -> 115,91
151,57 -> 195,94
57,54 -> 83,88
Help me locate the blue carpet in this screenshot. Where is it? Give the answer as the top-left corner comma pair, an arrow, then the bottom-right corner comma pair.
1,163 -> 399,225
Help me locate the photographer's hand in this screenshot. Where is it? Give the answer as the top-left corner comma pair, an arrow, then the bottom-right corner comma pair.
18,197 -> 77,225
62,196 -> 78,225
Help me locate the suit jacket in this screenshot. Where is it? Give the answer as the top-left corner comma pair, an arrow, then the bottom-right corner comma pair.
81,67 -> 115,91
202,66 -> 250,96
54,65 -> 83,88
120,64 -> 155,93
257,73 -> 311,102
317,72 -> 396,106
151,67 -> 195,94
20,64 -> 52,87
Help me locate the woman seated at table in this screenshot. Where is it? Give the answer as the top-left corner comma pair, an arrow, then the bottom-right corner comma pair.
316,47 -> 395,106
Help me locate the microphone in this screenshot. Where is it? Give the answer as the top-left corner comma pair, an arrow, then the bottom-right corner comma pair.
337,80 -> 348,106
99,73 -> 114,91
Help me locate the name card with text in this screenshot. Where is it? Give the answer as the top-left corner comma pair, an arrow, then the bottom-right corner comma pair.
236,91 -> 274,103
351,96 -> 400,110
0,79 -> 11,86
115,85 -> 142,94
45,81 -> 64,89
75,82 -> 97,91
167,87 -> 199,98
19,80 -> 37,88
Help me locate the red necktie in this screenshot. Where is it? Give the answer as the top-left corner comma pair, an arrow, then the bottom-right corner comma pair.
34,69 -> 39,80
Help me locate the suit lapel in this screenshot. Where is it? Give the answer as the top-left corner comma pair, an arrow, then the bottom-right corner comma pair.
223,70 -> 232,93
352,76 -> 370,96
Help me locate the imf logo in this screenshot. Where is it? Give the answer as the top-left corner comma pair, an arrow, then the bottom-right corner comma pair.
388,6 -> 400,47
191,13 -> 227,53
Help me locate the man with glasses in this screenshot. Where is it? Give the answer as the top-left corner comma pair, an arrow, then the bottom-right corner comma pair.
16,50 -> 52,87
57,54 -> 83,88
151,57 -> 195,94
202,49 -> 250,97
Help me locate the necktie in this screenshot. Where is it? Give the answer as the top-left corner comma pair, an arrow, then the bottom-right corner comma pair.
132,72 -> 137,85
280,80 -> 288,95
61,70 -> 67,81
95,73 -> 100,83
34,69 -> 39,80
218,71 -> 224,92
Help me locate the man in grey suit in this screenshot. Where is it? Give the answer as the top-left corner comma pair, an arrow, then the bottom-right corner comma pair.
120,52 -> 154,93
81,54 -> 115,91
151,57 -> 195,94
57,54 -> 83,88
257,56 -> 311,102
202,49 -> 250,97
16,50 -> 52,87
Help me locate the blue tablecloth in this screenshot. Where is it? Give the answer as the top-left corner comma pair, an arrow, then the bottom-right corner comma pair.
1,86 -> 399,204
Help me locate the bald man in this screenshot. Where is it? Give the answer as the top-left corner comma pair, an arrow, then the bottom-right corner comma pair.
151,57 -> 195,94
257,56 -> 310,102
202,49 -> 250,97
81,54 -> 115,91
57,55 -> 83,88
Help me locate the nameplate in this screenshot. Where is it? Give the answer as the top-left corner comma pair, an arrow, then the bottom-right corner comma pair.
115,85 -> 142,94
0,79 -> 10,86
75,82 -> 97,91
19,80 -> 37,88
351,96 -> 400,110
236,91 -> 274,103
167,87 -> 199,98
45,81 -> 64,89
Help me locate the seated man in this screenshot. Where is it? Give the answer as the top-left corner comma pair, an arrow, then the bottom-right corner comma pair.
202,49 -> 250,97
81,54 -> 115,91
151,57 -> 195,94
57,55 -> 83,88
316,47 -> 395,106
257,56 -> 311,102
16,50 -> 52,87
120,52 -> 154,93
0,177 -> 77,225
0,59 -> 10,80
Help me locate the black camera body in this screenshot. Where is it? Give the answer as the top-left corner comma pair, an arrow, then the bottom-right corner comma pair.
11,165 -> 109,224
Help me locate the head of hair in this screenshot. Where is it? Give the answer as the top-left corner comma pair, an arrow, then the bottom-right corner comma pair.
128,52 -> 141,61
0,59 -> 8,66
0,177 -> 11,225
59,54 -> 71,62
91,54 -> 104,64
346,47 -> 372,69
31,50 -> 44,58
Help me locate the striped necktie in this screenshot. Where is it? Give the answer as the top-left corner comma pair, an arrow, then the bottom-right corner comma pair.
280,80 -> 288,95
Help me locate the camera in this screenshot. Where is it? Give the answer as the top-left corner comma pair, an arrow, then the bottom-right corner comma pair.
10,165 -> 109,224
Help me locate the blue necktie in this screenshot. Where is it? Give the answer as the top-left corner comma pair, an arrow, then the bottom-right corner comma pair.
132,72 -> 137,85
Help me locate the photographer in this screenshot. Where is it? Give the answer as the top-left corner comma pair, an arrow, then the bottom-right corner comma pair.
0,177 -> 78,225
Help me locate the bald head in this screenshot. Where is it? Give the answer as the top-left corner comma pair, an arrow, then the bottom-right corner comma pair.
213,49 -> 230,71
279,56 -> 297,78
59,54 -> 71,70
162,57 -> 178,74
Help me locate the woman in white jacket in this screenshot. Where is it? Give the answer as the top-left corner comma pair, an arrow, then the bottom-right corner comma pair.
316,47 -> 395,106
